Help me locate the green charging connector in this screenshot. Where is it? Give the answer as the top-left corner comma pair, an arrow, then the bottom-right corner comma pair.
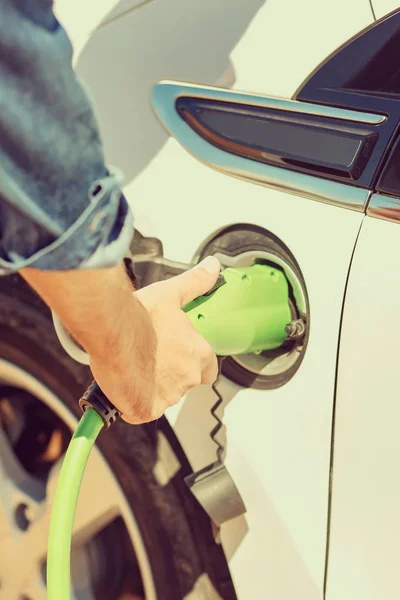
183,264 -> 291,356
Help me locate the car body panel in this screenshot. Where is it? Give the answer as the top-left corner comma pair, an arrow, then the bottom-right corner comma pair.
54,1 -> 375,597
326,214 -> 400,600
54,0 -> 118,56
372,0 -> 399,19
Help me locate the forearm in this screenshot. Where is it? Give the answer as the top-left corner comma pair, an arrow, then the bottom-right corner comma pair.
20,264 -> 157,417
21,264 -> 145,356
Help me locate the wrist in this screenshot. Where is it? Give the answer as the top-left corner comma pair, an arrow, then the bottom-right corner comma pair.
21,263 -> 157,371
84,291 -> 157,362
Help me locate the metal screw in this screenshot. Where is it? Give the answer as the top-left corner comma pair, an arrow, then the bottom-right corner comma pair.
285,319 -> 306,341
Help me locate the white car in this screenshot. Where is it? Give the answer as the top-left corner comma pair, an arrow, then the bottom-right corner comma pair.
0,1 -> 399,598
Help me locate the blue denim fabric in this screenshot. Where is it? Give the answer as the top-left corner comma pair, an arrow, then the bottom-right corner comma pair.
0,0 -> 133,274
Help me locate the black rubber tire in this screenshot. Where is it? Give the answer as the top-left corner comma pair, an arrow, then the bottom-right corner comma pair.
0,274 -> 236,600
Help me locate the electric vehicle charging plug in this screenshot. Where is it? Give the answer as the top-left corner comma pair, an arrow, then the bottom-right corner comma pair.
183,264 -> 292,356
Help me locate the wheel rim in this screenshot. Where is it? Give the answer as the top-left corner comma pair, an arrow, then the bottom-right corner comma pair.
0,359 -> 157,600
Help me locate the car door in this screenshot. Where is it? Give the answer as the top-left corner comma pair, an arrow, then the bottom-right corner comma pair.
327,174 -> 400,599
56,1 -> 380,599
322,11 -> 400,600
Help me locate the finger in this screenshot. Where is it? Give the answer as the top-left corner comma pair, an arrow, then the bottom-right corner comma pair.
165,256 -> 221,307
201,352 -> 219,385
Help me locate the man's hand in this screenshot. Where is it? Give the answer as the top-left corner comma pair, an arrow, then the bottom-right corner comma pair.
129,255 -> 220,419
21,256 -> 220,423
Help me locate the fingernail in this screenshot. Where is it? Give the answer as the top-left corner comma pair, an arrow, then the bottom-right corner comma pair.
199,256 -> 220,273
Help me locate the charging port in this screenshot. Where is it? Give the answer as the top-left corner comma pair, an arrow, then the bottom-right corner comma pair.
194,224 -> 309,390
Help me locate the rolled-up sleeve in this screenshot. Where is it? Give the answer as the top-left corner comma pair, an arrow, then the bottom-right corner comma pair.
0,0 -> 133,274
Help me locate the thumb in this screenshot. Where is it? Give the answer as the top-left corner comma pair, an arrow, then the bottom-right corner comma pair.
170,256 -> 221,307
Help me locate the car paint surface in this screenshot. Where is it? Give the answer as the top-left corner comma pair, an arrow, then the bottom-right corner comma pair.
372,0 -> 399,18
326,214 -> 400,600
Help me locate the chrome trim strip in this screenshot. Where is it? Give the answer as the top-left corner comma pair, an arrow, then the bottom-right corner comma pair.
367,193 -> 400,223
152,81 -> 371,212
154,80 -> 386,125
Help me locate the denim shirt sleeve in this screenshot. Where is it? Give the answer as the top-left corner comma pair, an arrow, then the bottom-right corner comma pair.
0,0 -> 133,274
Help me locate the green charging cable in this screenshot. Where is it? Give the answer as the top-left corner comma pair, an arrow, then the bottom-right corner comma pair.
47,384 -> 119,600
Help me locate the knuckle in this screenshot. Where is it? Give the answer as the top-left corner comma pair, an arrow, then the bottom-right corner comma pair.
166,389 -> 186,407
211,360 -> 219,381
191,373 -> 202,388
182,365 -> 202,390
196,336 -> 213,359
202,357 -> 219,385
201,372 -> 215,386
